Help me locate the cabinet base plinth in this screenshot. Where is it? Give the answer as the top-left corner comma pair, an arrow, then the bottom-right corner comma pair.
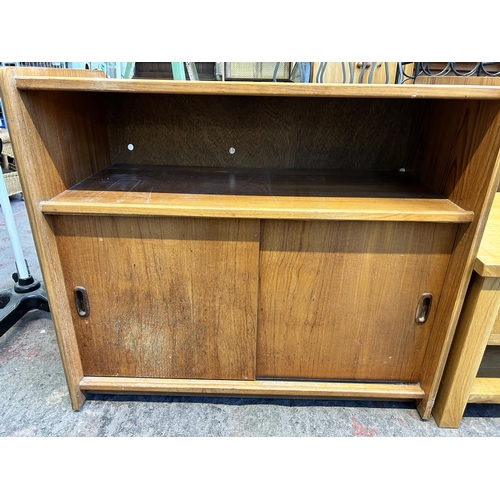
79,377 -> 424,401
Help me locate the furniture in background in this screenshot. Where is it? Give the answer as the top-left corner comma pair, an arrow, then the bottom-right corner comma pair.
1,67 -> 500,419
223,62 -> 293,81
414,76 -> 500,87
0,128 -> 22,197
310,62 -> 399,84
0,124 -> 49,337
433,193 -> 500,427
133,62 -> 218,81
412,62 -> 500,83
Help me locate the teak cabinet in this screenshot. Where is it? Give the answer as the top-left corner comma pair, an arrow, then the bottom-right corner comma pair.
2,67 -> 500,418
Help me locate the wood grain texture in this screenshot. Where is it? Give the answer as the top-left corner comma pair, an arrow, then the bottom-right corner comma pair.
14,76 -> 500,99
474,193 -> 500,277
79,377 -> 424,399
52,216 -> 259,380
412,98 -> 500,418
432,275 -> 500,427
413,100 -> 500,206
479,193 -> 500,341
106,93 -> 415,171
19,90 -> 110,189
488,333 -> 500,345
41,165 -> 473,222
0,66 -> 109,409
468,378 -> 500,403
492,308 -> 500,335
257,220 -> 457,382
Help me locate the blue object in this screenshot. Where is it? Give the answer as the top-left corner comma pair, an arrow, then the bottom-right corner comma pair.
301,62 -> 311,83
172,63 -> 186,80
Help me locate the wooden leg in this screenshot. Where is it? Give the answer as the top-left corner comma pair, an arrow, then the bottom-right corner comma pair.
432,274 -> 500,428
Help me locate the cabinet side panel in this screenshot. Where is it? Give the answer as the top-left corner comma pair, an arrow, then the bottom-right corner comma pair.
107,94 -> 416,171
18,90 -> 110,189
52,216 -> 259,380
409,100 -> 500,417
0,67 -> 110,409
414,100 -> 500,211
257,220 -> 457,382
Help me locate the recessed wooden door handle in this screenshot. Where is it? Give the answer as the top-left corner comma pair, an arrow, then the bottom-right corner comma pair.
74,286 -> 90,317
415,293 -> 432,324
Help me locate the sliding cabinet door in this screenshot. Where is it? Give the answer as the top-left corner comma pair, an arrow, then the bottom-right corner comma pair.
53,216 -> 260,380
257,220 -> 457,382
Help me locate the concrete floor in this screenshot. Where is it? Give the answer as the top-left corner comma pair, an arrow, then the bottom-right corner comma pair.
2,194 -> 500,437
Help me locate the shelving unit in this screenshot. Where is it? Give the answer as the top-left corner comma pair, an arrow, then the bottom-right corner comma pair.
433,193 -> 500,427
1,66 -> 500,418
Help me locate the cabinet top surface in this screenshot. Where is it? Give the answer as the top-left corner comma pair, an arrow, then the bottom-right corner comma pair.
8,73 -> 500,100
476,193 -> 500,277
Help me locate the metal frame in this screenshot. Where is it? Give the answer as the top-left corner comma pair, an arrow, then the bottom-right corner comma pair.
396,62 -> 500,84
0,96 -> 49,337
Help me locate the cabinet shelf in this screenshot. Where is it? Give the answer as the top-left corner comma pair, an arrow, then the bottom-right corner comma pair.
41,164 -> 473,222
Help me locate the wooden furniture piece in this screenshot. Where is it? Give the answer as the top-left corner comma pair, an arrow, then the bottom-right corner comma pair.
1,67 -> 500,418
1,128 -> 22,197
433,193 -> 500,427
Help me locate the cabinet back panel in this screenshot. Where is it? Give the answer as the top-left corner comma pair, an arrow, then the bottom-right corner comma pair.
106,94 -> 419,170
257,220 -> 457,382
52,216 -> 259,380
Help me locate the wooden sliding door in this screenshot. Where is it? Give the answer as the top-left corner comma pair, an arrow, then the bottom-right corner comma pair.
257,220 -> 458,382
53,215 -> 260,380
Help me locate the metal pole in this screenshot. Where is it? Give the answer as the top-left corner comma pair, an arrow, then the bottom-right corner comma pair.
0,97 -> 29,279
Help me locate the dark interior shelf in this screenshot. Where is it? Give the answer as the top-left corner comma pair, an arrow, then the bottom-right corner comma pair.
40,164 -> 474,222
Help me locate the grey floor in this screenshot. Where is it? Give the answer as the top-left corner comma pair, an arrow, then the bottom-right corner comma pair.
2,195 -> 500,437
